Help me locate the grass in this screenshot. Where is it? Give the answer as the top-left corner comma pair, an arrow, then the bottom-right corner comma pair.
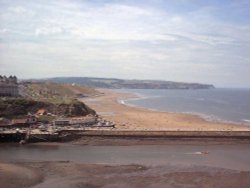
24,82 -> 99,104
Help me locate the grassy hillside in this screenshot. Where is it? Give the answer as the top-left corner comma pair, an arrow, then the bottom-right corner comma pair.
21,82 -> 100,104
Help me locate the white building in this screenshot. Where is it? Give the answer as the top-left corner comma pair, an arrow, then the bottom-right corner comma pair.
0,75 -> 18,97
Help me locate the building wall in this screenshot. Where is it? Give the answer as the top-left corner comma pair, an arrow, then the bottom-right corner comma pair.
0,75 -> 18,97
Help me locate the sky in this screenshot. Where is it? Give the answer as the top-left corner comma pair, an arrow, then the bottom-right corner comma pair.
1,0 -> 250,87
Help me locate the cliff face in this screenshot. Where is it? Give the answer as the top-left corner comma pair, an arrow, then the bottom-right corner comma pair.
0,98 -> 95,118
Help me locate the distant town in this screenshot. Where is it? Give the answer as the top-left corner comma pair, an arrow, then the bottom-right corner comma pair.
0,75 -> 115,143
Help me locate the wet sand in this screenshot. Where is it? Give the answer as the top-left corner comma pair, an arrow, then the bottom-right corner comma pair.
81,89 -> 250,131
1,161 -> 250,188
70,136 -> 250,146
0,162 -> 43,188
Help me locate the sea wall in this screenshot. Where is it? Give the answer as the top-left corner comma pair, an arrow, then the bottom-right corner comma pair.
2,130 -> 250,143
61,130 -> 250,138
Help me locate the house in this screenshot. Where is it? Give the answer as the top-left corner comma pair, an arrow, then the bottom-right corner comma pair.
53,119 -> 70,126
36,109 -> 47,116
11,118 -> 29,128
1,117 -> 37,129
26,115 -> 37,124
0,118 -> 11,127
0,75 -> 18,97
70,116 -> 97,126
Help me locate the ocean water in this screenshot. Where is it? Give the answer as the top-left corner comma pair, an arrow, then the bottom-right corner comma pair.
117,88 -> 250,125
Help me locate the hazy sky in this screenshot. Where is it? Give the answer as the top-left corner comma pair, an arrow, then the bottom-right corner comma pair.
1,0 -> 250,87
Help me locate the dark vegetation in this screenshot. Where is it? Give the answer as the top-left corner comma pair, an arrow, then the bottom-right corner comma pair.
0,82 -> 97,119
0,98 -> 95,118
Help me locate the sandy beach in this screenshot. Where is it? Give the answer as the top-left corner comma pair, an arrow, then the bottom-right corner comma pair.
81,89 -> 250,131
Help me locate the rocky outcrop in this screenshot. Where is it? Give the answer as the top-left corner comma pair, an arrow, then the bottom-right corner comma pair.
56,100 -> 95,117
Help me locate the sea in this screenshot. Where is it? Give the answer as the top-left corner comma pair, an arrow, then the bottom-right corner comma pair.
116,88 -> 250,126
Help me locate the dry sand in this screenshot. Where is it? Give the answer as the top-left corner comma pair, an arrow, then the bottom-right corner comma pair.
1,161 -> 250,188
81,89 -> 250,131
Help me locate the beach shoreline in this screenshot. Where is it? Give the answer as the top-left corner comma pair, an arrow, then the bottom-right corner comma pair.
116,89 -> 250,126
80,89 -> 250,131
120,95 -> 250,126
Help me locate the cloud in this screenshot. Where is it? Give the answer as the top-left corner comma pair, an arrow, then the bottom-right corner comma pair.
0,0 -> 250,87
8,6 -> 27,14
0,28 -> 7,34
35,26 -> 64,36
7,5 -> 34,16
